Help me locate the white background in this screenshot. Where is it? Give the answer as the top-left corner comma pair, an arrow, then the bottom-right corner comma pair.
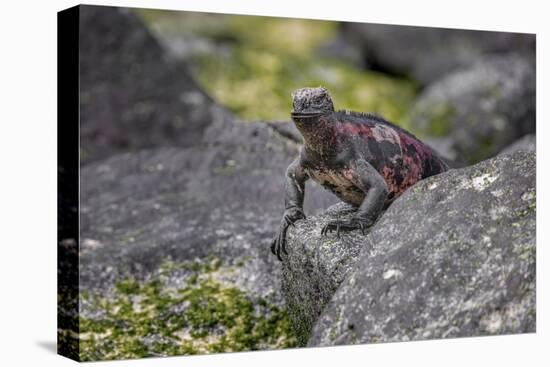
0,0 -> 547,365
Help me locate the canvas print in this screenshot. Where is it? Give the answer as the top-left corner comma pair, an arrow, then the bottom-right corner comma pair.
57,4 -> 536,362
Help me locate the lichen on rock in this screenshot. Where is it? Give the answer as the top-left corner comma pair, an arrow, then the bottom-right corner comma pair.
281,151 -> 535,346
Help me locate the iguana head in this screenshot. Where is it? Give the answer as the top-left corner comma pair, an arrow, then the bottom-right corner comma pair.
291,87 -> 335,120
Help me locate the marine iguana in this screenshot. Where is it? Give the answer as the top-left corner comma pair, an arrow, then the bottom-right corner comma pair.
271,87 -> 449,261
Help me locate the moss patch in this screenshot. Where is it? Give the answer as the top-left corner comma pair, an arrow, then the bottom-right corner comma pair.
429,103 -> 454,136
79,259 -> 297,361
469,135 -> 496,165
136,10 -> 416,125
415,102 -> 455,137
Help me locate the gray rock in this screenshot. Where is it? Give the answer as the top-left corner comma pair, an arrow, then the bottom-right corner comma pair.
265,121 -> 303,144
134,10 -> 230,63
79,5 -> 229,164
281,203 -> 367,345
409,55 -> 535,165
499,134 -> 536,155
334,22 -> 534,86
422,137 -> 464,168
305,150 -> 535,346
317,34 -> 365,68
80,119 -> 336,310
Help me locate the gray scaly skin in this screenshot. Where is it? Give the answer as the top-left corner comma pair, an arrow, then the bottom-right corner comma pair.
271,87 -> 449,261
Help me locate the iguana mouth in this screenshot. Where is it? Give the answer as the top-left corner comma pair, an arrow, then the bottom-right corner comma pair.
291,111 -> 324,119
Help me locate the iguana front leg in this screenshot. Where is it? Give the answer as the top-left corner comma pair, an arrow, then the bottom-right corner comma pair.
322,159 -> 388,237
271,156 -> 309,261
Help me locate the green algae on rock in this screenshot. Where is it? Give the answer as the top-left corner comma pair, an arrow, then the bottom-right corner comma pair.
136,10 -> 416,124
192,41 -> 416,123
79,259 -> 297,361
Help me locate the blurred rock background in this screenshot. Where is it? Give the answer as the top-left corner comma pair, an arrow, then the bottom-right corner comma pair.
64,5 -> 535,361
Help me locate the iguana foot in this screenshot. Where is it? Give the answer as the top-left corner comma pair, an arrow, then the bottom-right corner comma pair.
321,218 -> 372,238
270,223 -> 290,261
271,208 -> 306,261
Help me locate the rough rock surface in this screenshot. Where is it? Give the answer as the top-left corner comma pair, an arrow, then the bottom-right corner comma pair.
331,23 -> 535,86
80,118 -> 336,308
281,151 -> 535,346
79,5 -> 229,164
409,55 -> 535,165
308,151 -> 535,346
280,203 -> 367,345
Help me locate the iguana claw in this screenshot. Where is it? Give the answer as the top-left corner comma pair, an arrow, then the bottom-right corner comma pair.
321,218 -> 371,237
271,209 -> 305,261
